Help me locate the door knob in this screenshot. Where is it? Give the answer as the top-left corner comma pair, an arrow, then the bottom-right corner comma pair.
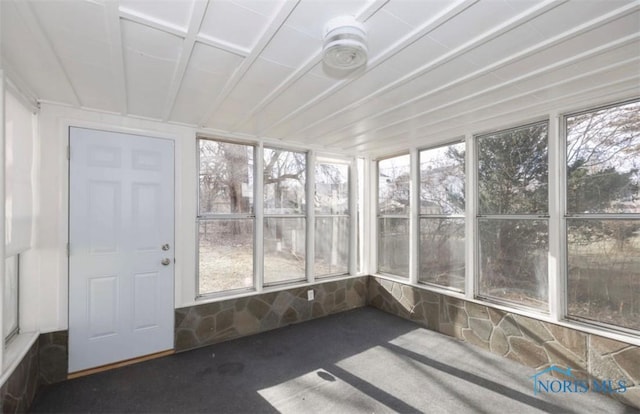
161,258 -> 171,266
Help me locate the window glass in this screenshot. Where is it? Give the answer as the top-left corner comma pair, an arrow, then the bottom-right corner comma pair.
378,155 -> 410,215
419,218 -> 465,290
420,143 -> 465,215
199,140 -> 253,215
264,148 -> 306,215
478,123 -> 548,215
264,218 -> 306,284
478,219 -> 548,310
477,122 -> 549,309
315,162 -> 349,215
315,217 -> 349,276
566,100 -> 640,331
378,217 -> 410,277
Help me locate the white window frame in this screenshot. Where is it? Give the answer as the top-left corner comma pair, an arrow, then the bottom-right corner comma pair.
196,137 -> 257,297
314,156 -> 353,279
417,139 -> 466,292
561,98 -> 640,336
474,120 -> 551,313
376,152 -> 411,278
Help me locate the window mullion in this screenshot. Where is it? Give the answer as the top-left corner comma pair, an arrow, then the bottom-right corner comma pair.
255,143 -> 264,293
466,133 -> 476,300
307,151 -> 315,284
549,112 -> 563,322
410,148 -> 419,285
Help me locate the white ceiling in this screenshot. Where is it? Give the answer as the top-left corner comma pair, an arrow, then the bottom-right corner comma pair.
1,0 -> 639,157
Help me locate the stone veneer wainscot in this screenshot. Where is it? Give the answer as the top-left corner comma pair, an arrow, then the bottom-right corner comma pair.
367,276 -> 640,410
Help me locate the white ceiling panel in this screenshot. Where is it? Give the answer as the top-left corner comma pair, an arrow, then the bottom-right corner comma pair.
260,24 -> 319,68
427,0 -> 521,50
285,0 -> 370,39
231,0 -> 283,18
364,9 -> 414,60
121,20 -> 183,119
383,0 -> 457,28
0,1 -> 78,104
490,11 -> 640,82
2,0 -> 638,156
206,58 -> 294,128
171,43 -> 244,125
239,73 -> 335,136
119,0 -> 196,32
199,0 -> 271,51
527,0 -> 635,38
29,0 -> 121,111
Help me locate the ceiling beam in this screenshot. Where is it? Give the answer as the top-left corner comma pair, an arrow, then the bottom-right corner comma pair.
162,0 -> 209,122
104,0 -> 128,115
229,0 -> 390,132
346,56 -> 640,153
362,76 -> 640,158
255,0 -> 479,137
118,6 -> 187,38
197,0 -> 301,127
287,0 -> 568,143
321,3 -> 640,147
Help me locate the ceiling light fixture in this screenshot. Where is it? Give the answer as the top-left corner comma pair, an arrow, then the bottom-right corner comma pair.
322,16 -> 368,70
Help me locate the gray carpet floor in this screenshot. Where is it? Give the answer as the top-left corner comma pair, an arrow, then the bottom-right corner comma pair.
30,307 -> 638,413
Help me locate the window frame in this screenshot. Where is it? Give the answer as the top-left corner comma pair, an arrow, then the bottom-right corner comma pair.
376,152 -> 411,278
196,137 -> 257,297
417,139 -> 466,292
262,145 -> 309,287
562,98 -> 640,335
474,120 -> 551,312
314,157 -> 352,279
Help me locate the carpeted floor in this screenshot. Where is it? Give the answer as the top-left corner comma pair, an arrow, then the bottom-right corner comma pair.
30,307 -> 637,413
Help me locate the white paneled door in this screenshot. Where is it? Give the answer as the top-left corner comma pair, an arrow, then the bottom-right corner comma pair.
69,127 -> 174,373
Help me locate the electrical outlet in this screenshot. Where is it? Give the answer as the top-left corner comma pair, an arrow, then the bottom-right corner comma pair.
307,289 -> 314,301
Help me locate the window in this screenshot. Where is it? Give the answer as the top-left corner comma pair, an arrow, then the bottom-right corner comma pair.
198,139 -> 255,294
419,142 -> 465,291
378,154 -> 410,277
565,100 -> 640,332
263,148 -> 307,285
476,122 -> 549,310
315,160 -> 350,277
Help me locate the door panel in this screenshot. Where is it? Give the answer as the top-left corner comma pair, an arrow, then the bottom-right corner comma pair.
69,127 -> 174,373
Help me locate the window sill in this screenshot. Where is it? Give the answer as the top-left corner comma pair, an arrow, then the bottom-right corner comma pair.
0,331 -> 39,387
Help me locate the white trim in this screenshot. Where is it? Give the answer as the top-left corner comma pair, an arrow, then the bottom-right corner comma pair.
548,112 -> 562,320
0,71 -> 6,370
349,158 -> 358,276
409,148 -> 419,284
0,332 -> 38,386
255,143 -> 265,293
306,151 -> 315,284
465,133 -> 475,300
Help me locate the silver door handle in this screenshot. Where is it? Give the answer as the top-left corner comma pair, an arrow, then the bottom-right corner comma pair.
161,258 -> 171,266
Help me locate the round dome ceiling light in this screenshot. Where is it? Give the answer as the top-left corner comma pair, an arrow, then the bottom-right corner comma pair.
322,16 -> 368,70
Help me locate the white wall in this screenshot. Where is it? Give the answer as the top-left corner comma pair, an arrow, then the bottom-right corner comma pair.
27,103 -> 198,333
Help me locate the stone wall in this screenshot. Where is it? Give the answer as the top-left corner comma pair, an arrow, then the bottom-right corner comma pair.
0,339 -> 39,413
38,331 -> 68,386
175,277 -> 368,351
368,276 -> 640,409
